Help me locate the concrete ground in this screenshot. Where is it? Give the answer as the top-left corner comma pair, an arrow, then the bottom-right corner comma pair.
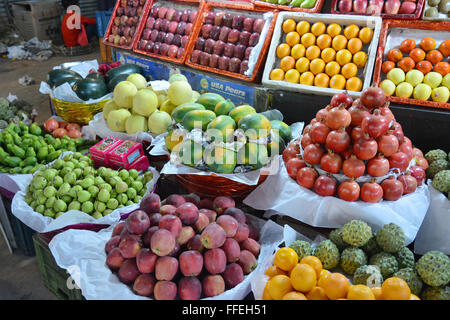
0,47 -> 101,300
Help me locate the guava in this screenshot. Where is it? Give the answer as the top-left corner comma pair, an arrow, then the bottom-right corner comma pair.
126,73 -> 147,90
103,100 -> 120,120
107,109 -> 132,132
125,114 -> 148,134
113,81 -> 138,109
168,80 -> 193,106
169,73 -> 188,84
132,89 -> 158,117
148,110 -> 172,134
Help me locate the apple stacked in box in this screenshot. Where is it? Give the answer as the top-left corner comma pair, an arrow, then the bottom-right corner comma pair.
105,193 -> 262,300
337,0 -> 418,15
189,10 -> 266,76
107,0 -> 147,46
283,87 -> 430,203
137,5 -> 198,59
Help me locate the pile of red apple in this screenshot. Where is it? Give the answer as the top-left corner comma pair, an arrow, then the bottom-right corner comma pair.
282,87 -> 429,203
137,5 -> 198,59
107,0 -> 147,47
105,193 -> 261,300
189,10 -> 266,75
337,0 -> 418,15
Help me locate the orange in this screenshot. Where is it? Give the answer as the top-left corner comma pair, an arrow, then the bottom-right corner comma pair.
344,24 -> 360,40
346,77 -> 363,91
267,275 -> 293,300
321,272 -> 351,300
400,39 -> 416,54
286,31 -> 300,47
409,48 -> 426,63
290,263 -> 317,292
296,20 -> 310,36
347,285 -> 376,300
291,44 -> 306,60
371,286 -> 383,300
359,27 -> 374,44
300,71 -> 314,85
306,286 -> 329,300
420,37 -> 436,52
438,39 -> 450,57
387,48 -> 403,63
273,247 -> 299,271
347,38 -> 363,54
282,291 -> 307,300
314,73 -> 330,87
276,43 -> 291,59
327,23 -> 342,38
329,74 -> 346,90
285,69 -> 300,83
416,60 -> 433,75
262,282 -> 273,300
325,61 -> 341,77
311,22 -> 326,36
282,19 -> 297,34
299,256 -> 323,278
321,47 -> 336,63
310,58 -> 326,75
280,56 -> 296,72
433,61 -> 450,76
306,45 -> 321,60
410,294 -> 421,300
381,277 -> 411,300
381,61 -> 395,74
397,57 -> 416,73
336,49 -> 352,66
270,68 -> 285,81
301,33 -> 316,48
426,50 -> 443,65
317,34 -> 332,50
296,57 -> 310,73
332,35 -> 348,51
317,269 -> 331,288
353,51 -> 368,68
265,265 -> 287,278
341,62 -> 358,79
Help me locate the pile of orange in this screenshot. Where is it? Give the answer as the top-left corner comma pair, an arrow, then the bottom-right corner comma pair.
270,20 -> 374,92
262,247 -> 417,300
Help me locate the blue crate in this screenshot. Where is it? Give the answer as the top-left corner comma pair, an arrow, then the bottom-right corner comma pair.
96,10 -> 113,38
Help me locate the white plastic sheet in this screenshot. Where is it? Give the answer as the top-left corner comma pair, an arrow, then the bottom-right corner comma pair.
48,215 -> 284,300
244,161 -> 431,245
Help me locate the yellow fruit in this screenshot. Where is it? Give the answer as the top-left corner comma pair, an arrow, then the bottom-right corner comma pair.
321,47 -> 336,63
296,57 -> 310,73
332,35 -> 348,51
299,256 -> 322,278
286,31 -> 301,47
291,44 -> 306,60
347,37 -> 363,54
310,58 -> 325,75
280,56 -> 296,72
282,19 -> 297,34
344,24 -> 360,40
347,285 -> 376,300
353,51 -> 368,68
336,49 -> 352,66
325,61 -> 341,77
301,33 -> 316,48
314,73 -> 330,87
327,23 -> 342,38
346,77 -> 363,91
371,287 -> 383,300
306,286 -> 329,300
290,263 -> 317,292
282,291 -> 307,300
321,273 -> 351,300
359,27 -> 374,44
410,294 -> 421,300
317,269 -> 331,288
300,71 -> 314,85
267,275 -> 293,300
311,22 -> 326,36
265,265 -> 287,278
262,282 -> 273,300
341,62 -> 358,79
273,247 -> 299,271
329,74 -> 346,89
316,34 -> 332,50
270,68 -> 285,81
285,69 -> 300,83
381,277 -> 411,300
306,45 -> 321,60
276,43 -> 291,59
296,21 -> 310,36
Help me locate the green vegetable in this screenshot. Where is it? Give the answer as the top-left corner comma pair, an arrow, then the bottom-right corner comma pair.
29,123 -> 42,136
37,146 -> 49,161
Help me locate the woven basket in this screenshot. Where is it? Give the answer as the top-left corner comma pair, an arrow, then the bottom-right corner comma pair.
50,97 -> 110,125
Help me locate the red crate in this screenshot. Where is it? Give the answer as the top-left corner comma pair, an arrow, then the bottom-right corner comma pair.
252,0 -> 325,14
373,19 -> 450,110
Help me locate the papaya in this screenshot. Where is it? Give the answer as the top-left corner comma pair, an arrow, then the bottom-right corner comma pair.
238,113 -> 271,140
165,129 -> 184,152
267,131 -> 286,157
182,110 -> 216,131
214,99 -> 235,116
206,115 -> 236,142
172,103 -> 205,123
195,93 -> 226,111
204,146 -> 237,174
229,105 -> 256,124
179,140 -> 204,167
237,143 -> 269,170
270,120 -> 292,144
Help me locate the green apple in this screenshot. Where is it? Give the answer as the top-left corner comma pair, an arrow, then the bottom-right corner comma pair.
395,82 -> 413,98
387,68 -> 406,85
380,79 -> 396,96
431,86 -> 450,103
413,83 -> 432,101
405,69 -> 424,87
443,73 -> 450,90
423,72 -> 443,89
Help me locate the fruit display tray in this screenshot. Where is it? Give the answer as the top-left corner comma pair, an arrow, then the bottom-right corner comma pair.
421,0 -> 450,21
132,0 -> 206,65
252,0 -> 325,13
373,19 -> 450,110
103,0 -> 152,50
330,0 -> 426,20
262,12 -> 382,98
184,2 -> 278,83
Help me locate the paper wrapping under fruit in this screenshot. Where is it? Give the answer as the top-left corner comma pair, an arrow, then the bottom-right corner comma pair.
48,214 -> 284,300
10,152 -> 160,233
243,160 -> 431,245
414,180 -> 450,255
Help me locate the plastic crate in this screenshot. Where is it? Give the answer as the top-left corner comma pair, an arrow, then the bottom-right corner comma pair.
33,233 -> 84,300
96,10 -> 114,37
252,0 -> 325,13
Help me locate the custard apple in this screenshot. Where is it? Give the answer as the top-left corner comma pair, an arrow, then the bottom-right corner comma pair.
421,286 -> 450,300
393,268 -> 423,296
341,220 -> 373,247
329,228 -> 349,251
289,240 -> 313,261
395,247 -> 415,269
416,251 -> 450,287
427,159 -> 448,178
369,252 -> 399,278
425,149 -> 447,164
376,223 -> 405,253
362,234 -> 382,256
432,170 -> 450,193
353,265 -> 383,288
340,247 -> 368,275
313,240 -> 340,269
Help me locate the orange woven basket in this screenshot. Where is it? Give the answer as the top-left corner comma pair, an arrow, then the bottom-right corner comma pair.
373,19 -> 450,110
252,0 -> 325,14
184,2 -> 278,83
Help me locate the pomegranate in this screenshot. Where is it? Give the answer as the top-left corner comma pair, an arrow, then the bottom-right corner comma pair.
341,147 -> 354,160
337,180 -> 361,202
325,127 -> 351,153
367,154 -> 390,177
315,107 -> 330,122
414,156 -> 429,170
301,133 -> 313,149
412,147 -> 423,158
330,93 -> 353,109
310,121 -> 331,144
377,132 -> 399,157
381,177 -> 404,201
409,165 -> 426,185
361,109 -> 389,138
403,137 -> 412,148
379,106 -> 395,124
399,142 -> 413,161
349,104 -> 370,127
303,144 -> 325,165
314,175 -> 337,197
303,124 -> 312,134
360,86 -> 386,110
390,122 -> 404,144
286,158 -> 306,179
388,152 -> 410,172
398,173 -> 417,195
296,167 -> 319,189
351,126 -> 364,143
353,134 -> 378,161
282,146 -> 298,163
342,155 -> 366,178
360,181 -> 384,203
326,105 -> 352,130
320,150 -> 343,174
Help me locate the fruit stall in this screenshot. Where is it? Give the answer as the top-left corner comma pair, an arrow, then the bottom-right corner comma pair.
0,0 -> 449,304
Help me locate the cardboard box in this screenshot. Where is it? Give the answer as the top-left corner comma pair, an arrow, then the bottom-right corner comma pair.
89,136 -> 122,167
11,1 -> 62,42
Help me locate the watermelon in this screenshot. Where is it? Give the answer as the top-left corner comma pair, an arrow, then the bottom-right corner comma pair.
73,78 -> 108,101
172,103 -> 205,123
206,115 -> 236,142
182,110 -> 216,131
107,73 -> 130,92
47,69 -> 82,87
86,72 -> 105,82
105,63 -> 142,84
196,93 -> 225,111
238,113 -> 271,140
52,76 -> 81,89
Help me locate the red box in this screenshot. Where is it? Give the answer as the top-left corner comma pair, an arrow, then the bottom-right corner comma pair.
89,136 -> 122,167
107,140 -> 145,169
252,0 -> 325,14
127,155 -> 150,171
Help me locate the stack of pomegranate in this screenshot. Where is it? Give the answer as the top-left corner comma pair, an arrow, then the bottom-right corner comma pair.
282,87 -> 429,203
